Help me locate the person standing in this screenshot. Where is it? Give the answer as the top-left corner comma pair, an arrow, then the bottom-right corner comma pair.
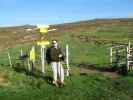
46,40 -> 65,87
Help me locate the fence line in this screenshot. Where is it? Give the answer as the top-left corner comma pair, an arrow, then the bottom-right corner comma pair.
5,44 -> 70,77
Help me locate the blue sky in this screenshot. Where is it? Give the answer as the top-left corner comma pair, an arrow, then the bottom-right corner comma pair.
0,0 -> 133,26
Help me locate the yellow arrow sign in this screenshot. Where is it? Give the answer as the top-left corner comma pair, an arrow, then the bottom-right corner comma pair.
37,41 -> 50,48
37,24 -> 49,34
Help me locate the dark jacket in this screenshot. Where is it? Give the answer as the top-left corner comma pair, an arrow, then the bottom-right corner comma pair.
46,46 -> 65,64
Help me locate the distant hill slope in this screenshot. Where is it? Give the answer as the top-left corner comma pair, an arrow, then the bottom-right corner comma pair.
53,18 -> 133,32
0,18 -> 133,49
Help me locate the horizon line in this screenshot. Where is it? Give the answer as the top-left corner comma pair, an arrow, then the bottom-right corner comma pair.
0,17 -> 133,28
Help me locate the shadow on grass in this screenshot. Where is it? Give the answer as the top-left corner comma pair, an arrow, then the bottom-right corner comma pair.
12,61 -> 54,86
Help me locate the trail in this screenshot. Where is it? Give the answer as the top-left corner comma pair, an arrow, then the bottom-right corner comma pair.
79,64 -> 120,78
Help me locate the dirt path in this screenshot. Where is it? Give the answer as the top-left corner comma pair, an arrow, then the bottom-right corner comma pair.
79,64 -> 121,78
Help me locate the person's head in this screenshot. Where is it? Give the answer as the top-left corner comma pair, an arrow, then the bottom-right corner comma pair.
52,40 -> 58,48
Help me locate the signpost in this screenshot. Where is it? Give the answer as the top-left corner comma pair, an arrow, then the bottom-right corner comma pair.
37,41 -> 50,76
26,24 -> 57,77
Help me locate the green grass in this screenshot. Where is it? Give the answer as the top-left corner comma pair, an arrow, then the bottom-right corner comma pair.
0,66 -> 133,100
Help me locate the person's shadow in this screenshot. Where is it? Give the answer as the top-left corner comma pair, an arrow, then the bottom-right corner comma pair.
13,59 -> 54,86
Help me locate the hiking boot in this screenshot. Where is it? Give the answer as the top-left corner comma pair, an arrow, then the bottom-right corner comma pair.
60,82 -> 65,86
57,80 -> 65,86
52,81 -> 59,87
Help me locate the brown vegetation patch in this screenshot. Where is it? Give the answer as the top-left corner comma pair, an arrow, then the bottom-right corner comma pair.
0,73 -> 10,87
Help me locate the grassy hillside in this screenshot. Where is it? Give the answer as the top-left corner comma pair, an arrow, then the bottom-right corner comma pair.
0,18 -> 133,100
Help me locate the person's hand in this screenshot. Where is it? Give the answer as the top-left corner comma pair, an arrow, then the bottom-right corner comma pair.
59,54 -> 62,58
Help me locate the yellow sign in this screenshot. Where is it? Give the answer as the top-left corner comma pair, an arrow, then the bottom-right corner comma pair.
37,41 -> 50,48
40,28 -> 48,33
29,47 -> 36,61
37,24 -> 49,34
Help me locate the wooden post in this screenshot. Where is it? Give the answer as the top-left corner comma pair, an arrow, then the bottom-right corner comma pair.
115,48 -> 119,67
66,44 -> 70,76
126,46 -> 129,71
41,47 -> 45,76
128,41 -> 131,70
109,47 -> 113,64
8,52 -> 12,67
128,41 -> 131,54
27,58 -> 31,72
20,49 -> 23,56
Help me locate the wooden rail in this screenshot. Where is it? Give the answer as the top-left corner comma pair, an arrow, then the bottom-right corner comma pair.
109,41 -> 133,71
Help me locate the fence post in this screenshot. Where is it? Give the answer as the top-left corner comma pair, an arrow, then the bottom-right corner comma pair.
41,47 -> 45,77
126,46 -> 129,71
20,49 -> 23,56
27,58 -> 31,72
128,41 -> 131,54
66,44 -> 70,76
109,47 -> 113,64
115,48 -> 119,67
8,52 -> 12,67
